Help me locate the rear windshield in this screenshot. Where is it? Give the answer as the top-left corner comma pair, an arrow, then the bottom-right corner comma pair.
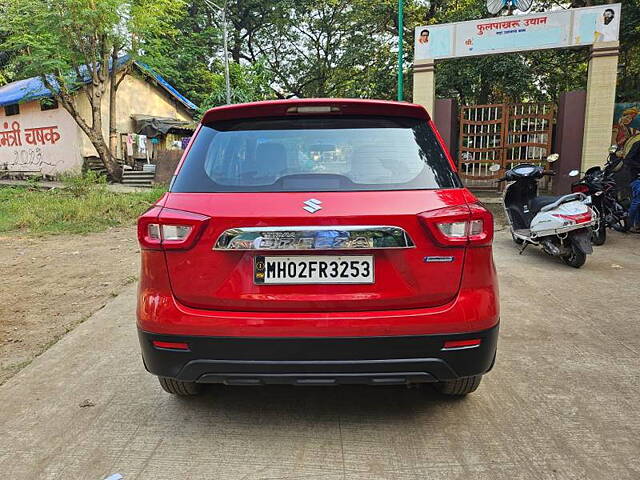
171,115 -> 461,192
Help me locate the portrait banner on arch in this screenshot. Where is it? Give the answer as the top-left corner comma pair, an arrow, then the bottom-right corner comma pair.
414,3 -> 621,61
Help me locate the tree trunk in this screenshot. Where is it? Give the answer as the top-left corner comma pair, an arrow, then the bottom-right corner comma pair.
92,105 -> 122,182
91,74 -> 122,182
88,129 -> 121,181
231,29 -> 242,62
42,74 -> 122,182
108,49 -> 119,166
64,100 -> 121,181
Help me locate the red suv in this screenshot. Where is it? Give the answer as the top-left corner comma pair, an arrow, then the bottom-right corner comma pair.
137,99 -> 499,397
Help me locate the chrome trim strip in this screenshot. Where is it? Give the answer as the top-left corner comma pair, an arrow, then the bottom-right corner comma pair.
214,225 -> 415,251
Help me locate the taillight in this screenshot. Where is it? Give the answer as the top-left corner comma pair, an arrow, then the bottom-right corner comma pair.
572,184 -> 589,194
419,204 -> 494,248
551,211 -> 592,225
137,207 -> 210,251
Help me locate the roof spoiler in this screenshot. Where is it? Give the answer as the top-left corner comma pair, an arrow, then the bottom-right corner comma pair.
201,98 -> 430,125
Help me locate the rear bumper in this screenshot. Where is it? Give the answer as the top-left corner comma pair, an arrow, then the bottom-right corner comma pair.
138,323 -> 499,385
137,247 -> 499,338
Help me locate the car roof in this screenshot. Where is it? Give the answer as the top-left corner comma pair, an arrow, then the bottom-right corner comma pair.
201,98 -> 430,125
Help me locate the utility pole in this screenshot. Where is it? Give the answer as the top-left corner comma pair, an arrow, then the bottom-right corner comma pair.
397,0 -> 404,101
204,0 -> 231,104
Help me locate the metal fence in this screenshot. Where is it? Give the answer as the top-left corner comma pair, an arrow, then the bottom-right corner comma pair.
458,102 -> 555,190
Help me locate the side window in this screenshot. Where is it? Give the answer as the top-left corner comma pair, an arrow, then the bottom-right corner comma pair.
40,99 -> 59,111
204,134 -> 251,185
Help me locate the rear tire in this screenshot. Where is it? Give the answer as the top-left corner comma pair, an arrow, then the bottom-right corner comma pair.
560,244 -> 587,268
591,222 -> 607,246
435,375 -> 482,396
158,377 -> 203,396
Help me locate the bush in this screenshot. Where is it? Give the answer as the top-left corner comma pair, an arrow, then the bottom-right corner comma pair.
60,170 -> 108,197
0,184 -> 167,235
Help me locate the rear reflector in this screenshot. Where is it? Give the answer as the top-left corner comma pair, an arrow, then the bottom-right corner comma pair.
152,341 -> 190,351
442,339 -> 481,350
551,212 -> 592,224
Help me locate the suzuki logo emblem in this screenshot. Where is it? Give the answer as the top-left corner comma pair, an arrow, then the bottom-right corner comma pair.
303,198 -> 322,213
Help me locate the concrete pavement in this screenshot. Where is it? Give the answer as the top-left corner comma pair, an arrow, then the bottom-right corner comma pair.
0,230 -> 639,480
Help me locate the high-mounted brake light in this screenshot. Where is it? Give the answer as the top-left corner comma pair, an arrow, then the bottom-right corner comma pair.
286,105 -> 341,114
137,207 -> 210,251
419,204 -> 493,248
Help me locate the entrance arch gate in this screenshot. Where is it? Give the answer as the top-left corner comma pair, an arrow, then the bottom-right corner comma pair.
412,4 -> 621,174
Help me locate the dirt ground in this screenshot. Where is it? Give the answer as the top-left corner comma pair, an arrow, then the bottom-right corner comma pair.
0,227 -> 139,385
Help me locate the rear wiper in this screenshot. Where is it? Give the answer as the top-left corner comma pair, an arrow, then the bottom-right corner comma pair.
277,173 -> 355,184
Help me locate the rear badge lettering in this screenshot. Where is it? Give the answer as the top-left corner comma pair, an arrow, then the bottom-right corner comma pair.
424,256 -> 455,263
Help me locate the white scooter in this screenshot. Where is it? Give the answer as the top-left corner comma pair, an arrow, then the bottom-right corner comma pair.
492,156 -> 596,268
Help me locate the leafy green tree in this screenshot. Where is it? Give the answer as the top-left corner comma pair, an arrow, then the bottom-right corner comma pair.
615,0 -> 640,102
0,2 -> 15,86
5,0 -> 638,130
3,0 -> 181,180
242,0 -> 416,99
143,0 -> 285,109
197,60 -> 275,112
142,0 -> 222,107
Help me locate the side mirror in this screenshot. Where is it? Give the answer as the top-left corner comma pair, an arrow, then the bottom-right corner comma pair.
546,153 -> 560,163
568,169 -> 580,177
488,164 -> 501,172
609,145 -> 618,153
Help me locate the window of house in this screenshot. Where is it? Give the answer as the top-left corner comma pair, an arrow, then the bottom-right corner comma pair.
40,98 -> 59,111
4,104 -> 20,116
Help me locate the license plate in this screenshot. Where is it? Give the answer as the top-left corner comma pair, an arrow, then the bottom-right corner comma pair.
254,255 -> 374,285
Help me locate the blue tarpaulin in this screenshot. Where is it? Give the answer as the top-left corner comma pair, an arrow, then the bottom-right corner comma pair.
0,59 -> 197,110
135,62 -> 197,111
0,76 -> 52,107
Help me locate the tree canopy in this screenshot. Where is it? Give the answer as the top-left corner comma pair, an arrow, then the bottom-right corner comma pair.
2,0 -> 182,178
3,0 -> 639,111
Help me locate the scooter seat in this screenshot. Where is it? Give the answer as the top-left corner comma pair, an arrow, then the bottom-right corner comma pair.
528,196 -> 564,214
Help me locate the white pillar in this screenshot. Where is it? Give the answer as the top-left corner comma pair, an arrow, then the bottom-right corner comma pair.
412,59 -> 436,116
582,41 -> 619,171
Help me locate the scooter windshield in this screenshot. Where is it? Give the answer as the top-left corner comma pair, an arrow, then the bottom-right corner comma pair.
513,166 -> 536,175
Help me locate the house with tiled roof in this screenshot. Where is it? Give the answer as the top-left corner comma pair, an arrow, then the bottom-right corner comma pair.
0,61 -> 196,178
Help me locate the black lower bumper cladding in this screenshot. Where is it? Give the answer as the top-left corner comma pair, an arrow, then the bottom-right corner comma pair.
138,323 -> 499,386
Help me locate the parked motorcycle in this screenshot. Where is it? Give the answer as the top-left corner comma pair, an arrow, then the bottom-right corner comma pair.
571,145 -> 629,245
492,155 -> 596,268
